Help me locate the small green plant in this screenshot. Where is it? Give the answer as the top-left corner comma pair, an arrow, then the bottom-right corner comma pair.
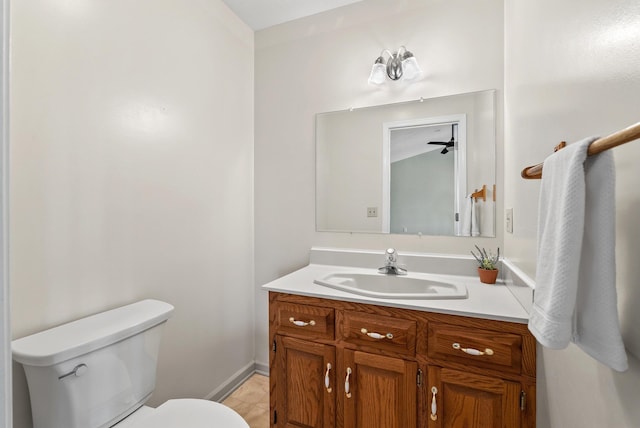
471,245 -> 500,270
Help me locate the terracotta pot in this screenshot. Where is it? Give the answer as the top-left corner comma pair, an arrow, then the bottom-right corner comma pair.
478,267 -> 499,284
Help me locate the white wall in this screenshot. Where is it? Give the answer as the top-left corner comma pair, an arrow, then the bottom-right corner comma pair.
255,0 -> 504,369
10,1 -> 254,427
504,0 -> 640,426
390,151 -> 454,235
317,109 -> 386,232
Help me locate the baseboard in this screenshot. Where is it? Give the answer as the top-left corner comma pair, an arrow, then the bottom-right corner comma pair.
204,361 -> 258,402
254,360 -> 269,376
204,360 -> 271,403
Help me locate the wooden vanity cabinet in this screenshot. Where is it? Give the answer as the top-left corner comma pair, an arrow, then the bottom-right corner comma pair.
341,350 -> 417,428
269,292 -> 536,428
274,335 -> 335,427
272,301 -> 336,428
425,366 -> 522,427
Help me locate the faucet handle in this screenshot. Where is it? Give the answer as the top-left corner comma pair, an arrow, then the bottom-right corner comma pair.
380,248 -> 407,274
385,248 -> 397,263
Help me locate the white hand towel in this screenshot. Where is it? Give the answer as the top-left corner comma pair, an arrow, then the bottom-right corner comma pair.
471,198 -> 480,237
528,137 -> 627,371
459,194 -> 480,236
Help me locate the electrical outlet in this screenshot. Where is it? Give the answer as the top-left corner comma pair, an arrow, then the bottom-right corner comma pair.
367,207 -> 378,218
506,208 -> 513,233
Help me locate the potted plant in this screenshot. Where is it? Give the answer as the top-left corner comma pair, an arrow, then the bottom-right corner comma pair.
471,245 -> 500,284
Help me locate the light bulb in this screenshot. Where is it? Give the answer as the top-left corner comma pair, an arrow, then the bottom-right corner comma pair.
401,56 -> 422,81
368,61 -> 387,85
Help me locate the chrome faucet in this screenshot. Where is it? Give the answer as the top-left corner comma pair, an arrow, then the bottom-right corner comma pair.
378,248 -> 407,275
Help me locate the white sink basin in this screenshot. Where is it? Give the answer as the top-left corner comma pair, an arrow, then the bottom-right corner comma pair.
313,272 -> 468,300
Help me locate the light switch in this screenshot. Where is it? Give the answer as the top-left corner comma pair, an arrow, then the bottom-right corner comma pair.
506,208 -> 513,233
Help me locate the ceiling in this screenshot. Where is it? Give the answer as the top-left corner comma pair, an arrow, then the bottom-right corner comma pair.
222,0 -> 364,31
390,124 -> 455,163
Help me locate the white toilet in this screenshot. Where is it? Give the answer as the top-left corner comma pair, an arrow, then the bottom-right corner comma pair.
12,299 -> 249,428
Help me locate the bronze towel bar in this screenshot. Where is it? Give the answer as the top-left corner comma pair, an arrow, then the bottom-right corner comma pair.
521,122 -> 640,179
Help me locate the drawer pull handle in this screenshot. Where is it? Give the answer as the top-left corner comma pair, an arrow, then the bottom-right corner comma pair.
430,386 -> 438,421
360,328 -> 393,340
324,363 -> 332,393
289,317 -> 316,327
452,342 -> 494,356
345,367 -> 352,398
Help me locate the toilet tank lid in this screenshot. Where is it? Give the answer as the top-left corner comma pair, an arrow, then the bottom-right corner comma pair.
12,299 -> 174,367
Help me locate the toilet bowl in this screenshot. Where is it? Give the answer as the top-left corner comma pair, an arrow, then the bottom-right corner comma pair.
12,299 -> 249,428
113,400 -> 248,428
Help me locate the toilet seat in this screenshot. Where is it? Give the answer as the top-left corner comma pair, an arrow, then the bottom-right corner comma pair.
117,399 -> 249,428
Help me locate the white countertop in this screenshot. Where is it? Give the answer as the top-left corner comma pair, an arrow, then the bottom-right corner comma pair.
262,263 -> 531,324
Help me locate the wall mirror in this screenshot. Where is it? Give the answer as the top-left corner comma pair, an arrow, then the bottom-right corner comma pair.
316,89 -> 496,236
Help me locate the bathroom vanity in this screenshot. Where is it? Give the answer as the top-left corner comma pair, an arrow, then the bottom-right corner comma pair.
264,249 -> 536,428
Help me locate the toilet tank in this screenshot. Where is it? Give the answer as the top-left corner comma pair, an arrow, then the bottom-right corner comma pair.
12,299 -> 174,428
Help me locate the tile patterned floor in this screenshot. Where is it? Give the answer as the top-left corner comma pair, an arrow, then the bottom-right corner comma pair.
222,373 -> 270,428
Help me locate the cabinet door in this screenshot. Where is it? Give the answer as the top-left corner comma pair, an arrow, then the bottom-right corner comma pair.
426,366 -> 521,428
275,336 -> 336,428
342,349 -> 417,428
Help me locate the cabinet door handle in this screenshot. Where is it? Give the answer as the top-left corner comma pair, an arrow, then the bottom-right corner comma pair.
360,328 -> 393,340
345,367 -> 352,398
452,342 -> 494,356
288,317 -> 316,327
324,363 -> 332,393
430,387 -> 438,421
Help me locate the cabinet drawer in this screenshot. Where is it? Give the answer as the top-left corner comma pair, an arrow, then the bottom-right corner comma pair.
428,323 -> 522,374
276,302 -> 335,340
341,311 -> 417,356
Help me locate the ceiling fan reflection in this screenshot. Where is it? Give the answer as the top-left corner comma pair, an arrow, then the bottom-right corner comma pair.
428,123 -> 457,154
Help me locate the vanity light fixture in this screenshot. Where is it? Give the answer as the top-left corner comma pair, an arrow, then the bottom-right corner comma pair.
368,46 -> 423,85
